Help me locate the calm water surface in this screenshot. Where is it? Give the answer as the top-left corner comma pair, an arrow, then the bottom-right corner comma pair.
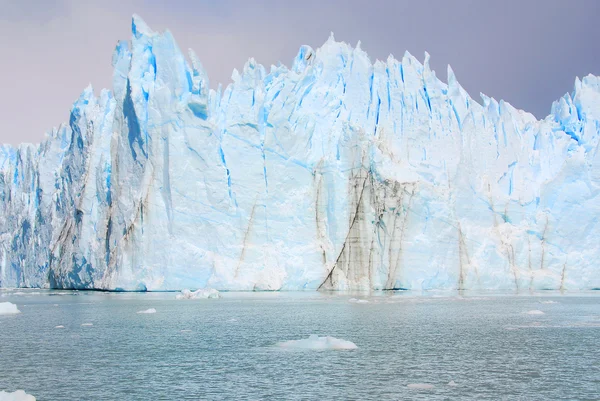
0,290 -> 599,400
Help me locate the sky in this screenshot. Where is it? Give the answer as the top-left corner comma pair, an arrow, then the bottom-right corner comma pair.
1,0 -> 599,145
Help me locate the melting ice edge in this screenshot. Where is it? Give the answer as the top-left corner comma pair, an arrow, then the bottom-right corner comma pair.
2,15 -> 600,291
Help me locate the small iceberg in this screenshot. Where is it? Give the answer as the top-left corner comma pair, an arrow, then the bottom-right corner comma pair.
137,308 -> 157,314
81,323 -> 93,327
176,288 -> 220,300
447,380 -> 458,387
523,310 -> 545,315
540,300 -> 558,304
55,325 -> 65,329
407,383 -> 435,390
276,335 -> 357,350
0,390 -> 36,401
348,298 -> 369,304
0,302 -> 21,315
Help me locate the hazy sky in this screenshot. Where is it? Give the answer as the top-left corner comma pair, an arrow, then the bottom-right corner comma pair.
1,0 -> 599,144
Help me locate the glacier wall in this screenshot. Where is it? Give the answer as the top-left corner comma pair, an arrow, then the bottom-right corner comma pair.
1,16 -> 600,291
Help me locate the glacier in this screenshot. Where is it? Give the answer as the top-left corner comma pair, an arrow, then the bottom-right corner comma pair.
1,15 -> 600,292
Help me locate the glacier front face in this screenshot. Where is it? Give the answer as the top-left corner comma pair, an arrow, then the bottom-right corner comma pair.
1,16 -> 600,291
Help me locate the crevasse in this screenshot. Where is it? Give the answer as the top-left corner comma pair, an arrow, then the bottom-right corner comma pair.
1,15 -> 600,291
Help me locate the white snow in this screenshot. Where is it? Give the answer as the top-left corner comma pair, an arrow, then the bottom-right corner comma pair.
0,390 -> 36,401
523,310 -> 545,315
0,302 -> 20,315
407,383 -> 435,390
176,289 -> 220,300
137,308 -> 157,314
276,335 -> 357,350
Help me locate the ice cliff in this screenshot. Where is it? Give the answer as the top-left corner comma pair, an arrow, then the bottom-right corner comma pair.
1,16 -> 600,291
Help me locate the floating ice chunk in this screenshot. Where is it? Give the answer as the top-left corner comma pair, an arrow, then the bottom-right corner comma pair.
137,308 -> 157,314
81,323 -> 93,326
407,383 -> 435,390
176,288 -> 220,299
540,301 -> 558,304
227,318 -> 238,322
348,298 -> 369,304
180,329 -> 192,333
523,310 -> 545,315
55,325 -> 65,329
447,381 -> 457,386
0,390 -> 36,401
276,335 -> 357,350
0,302 -> 21,315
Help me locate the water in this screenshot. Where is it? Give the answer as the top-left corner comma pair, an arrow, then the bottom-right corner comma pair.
1,290 -> 599,400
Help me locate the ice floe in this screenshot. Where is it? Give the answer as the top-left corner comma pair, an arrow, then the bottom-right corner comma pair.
348,298 -> 369,304
137,308 -> 157,314
0,302 -> 20,315
276,335 -> 357,350
407,383 -> 435,390
0,390 -> 36,401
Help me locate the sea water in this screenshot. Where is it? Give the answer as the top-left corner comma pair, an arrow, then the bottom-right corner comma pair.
0,290 -> 598,400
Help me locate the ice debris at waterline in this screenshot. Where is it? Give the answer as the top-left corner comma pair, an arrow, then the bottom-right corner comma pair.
137,308 -> 156,314
176,289 -> 220,299
276,335 -> 358,350
0,302 -> 20,315
0,390 -> 36,401
1,15 -> 600,292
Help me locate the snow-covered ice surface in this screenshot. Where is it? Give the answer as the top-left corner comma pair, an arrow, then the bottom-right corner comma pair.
0,302 -> 20,315
0,391 -> 36,401
0,291 -> 598,399
1,15 -> 600,292
276,334 -> 358,350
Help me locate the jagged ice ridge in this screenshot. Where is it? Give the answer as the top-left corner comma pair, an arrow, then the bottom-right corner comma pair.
1,15 -> 600,291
